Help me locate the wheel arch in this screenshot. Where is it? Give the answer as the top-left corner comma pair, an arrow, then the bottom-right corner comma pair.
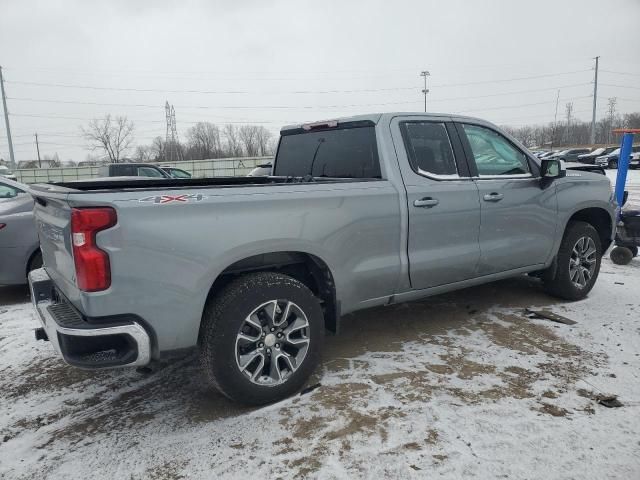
25,247 -> 42,277
202,251 -> 339,335
566,207 -> 613,252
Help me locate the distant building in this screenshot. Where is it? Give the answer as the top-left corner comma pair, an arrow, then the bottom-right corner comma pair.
17,159 -> 59,169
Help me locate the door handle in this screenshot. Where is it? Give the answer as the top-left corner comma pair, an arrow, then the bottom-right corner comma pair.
483,192 -> 504,202
414,197 -> 439,208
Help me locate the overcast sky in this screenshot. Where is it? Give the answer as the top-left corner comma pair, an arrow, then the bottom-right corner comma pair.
1,0 -> 639,163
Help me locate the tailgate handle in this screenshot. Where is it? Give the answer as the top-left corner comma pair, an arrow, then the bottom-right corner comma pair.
414,197 -> 439,208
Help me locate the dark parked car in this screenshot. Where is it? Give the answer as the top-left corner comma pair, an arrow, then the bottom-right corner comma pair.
98,163 -> 171,178
0,177 -> 41,285
551,148 -> 591,162
577,147 -> 617,165
596,146 -> 640,169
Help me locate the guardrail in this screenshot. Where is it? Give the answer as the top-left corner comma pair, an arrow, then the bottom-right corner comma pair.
14,156 -> 273,184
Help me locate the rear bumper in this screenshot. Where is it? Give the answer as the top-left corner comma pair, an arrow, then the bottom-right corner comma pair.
29,268 -> 151,369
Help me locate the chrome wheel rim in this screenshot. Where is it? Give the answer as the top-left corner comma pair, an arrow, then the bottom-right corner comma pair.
235,300 -> 310,386
569,236 -> 597,289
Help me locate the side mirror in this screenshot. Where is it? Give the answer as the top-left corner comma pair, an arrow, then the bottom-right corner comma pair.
540,159 -> 565,179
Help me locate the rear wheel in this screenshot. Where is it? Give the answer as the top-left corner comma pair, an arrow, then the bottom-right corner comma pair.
199,272 -> 324,405
543,221 -> 602,300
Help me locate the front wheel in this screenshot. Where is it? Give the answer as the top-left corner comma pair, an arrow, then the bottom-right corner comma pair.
199,272 -> 324,405
543,221 -> 602,300
609,159 -> 618,169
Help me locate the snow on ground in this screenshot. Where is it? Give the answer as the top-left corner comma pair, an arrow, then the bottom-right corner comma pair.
0,169 -> 639,479
1,256 -> 639,479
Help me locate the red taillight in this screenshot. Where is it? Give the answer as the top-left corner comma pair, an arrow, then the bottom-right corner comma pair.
71,207 -> 117,292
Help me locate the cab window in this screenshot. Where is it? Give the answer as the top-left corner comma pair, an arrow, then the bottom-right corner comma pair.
461,124 -> 530,176
400,122 -> 458,177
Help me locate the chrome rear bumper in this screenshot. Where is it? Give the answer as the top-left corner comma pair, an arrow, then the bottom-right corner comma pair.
29,268 -> 151,369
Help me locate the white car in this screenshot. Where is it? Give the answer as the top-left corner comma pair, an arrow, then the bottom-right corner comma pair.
0,165 -> 17,181
247,163 -> 273,176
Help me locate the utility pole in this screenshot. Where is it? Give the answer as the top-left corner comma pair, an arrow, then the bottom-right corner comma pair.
35,133 -> 41,168
565,102 -> 574,145
590,56 -> 599,145
0,66 -> 16,168
550,89 -> 560,151
420,70 -> 430,113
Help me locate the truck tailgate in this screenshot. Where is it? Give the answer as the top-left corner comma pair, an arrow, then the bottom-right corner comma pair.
31,188 -> 79,302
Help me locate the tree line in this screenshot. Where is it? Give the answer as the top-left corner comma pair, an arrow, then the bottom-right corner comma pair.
82,114 -> 276,163
501,107 -> 640,149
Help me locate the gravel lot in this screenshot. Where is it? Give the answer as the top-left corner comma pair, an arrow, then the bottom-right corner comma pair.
1,169 -> 639,479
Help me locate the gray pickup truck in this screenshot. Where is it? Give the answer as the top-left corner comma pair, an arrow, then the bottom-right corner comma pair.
28,113 -> 616,405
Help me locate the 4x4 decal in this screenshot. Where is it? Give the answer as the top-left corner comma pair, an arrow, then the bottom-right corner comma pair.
139,194 -> 207,204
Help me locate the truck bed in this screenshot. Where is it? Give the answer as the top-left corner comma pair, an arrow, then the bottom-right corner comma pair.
30,175 -> 375,194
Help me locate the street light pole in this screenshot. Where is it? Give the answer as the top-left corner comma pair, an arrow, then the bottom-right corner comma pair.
420,70 -> 430,113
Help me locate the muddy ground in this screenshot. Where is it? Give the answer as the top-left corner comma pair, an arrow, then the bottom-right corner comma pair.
1,255 -> 639,479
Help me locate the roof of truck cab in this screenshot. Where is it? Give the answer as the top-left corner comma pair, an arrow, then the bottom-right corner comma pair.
280,112 -> 493,132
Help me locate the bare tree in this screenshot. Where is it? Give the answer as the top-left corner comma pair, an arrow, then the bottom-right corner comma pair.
134,145 -> 153,163
150,136 -> 165,161
82,115 -> 135,163
606,97 -> 618,143
255,126 -> 273,156
186,122 -> 222,159
43,153 -> 61,167
239,125 -> 260,156
223,124 -> 243,157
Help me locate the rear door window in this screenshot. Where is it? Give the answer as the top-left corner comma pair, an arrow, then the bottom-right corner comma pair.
274,125 -> 381,178
400,122 -> 458,177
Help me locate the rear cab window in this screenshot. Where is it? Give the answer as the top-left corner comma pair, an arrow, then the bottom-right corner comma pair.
273,122 -> 381,179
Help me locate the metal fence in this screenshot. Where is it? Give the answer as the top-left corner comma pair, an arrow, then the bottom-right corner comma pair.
14,156 -> 273,184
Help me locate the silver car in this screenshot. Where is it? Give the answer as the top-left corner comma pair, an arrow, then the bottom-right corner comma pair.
0,177 -> 41,285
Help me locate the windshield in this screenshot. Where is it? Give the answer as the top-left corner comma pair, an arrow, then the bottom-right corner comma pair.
590,148 -> 605,155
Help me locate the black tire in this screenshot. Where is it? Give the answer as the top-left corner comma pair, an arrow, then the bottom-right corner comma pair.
609,159 -> 618,169
198,272 -> 324,405
27,250 -> 43,273
543,221 -> 602,300
630,246 -> 638,257
610,246 -> 633,265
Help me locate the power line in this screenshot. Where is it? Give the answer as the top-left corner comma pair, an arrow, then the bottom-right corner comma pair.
457,95 -> 592,114
6,82 -> 592,110
4,69 -> 593,95
600,70 -> 640,78
599,83 -> 640,91
430,69 -> 591,88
